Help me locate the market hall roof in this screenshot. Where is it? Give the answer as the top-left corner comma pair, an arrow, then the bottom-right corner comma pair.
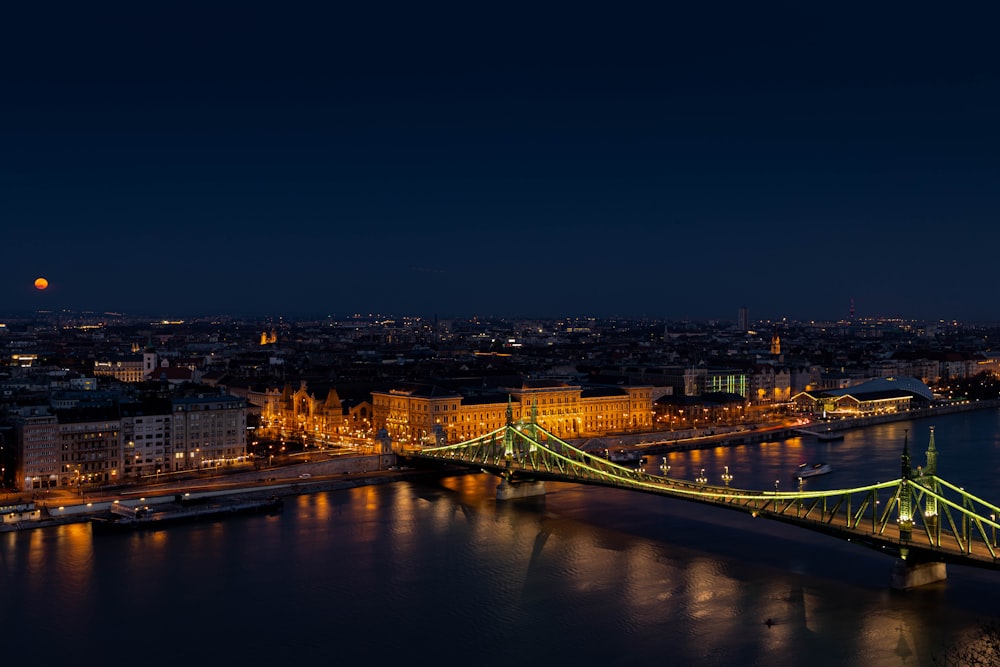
821,376 -> 934,402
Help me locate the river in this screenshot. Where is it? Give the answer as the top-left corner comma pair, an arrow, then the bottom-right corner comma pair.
3,409 -> 1000,666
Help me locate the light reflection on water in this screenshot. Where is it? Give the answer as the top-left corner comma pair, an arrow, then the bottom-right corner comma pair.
1,409 -> 999,666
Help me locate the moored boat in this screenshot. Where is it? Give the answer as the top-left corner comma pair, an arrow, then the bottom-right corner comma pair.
795,462 -> 833,478
606,448 -> 647,466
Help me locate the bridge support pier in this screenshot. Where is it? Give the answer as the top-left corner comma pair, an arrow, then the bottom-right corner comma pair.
496,479 -> 546,500
890,559 -> 947,590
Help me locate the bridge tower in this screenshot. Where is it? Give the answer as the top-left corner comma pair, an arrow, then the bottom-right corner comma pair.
503,396 -> 515,459
891,426 -> 947,590
528,398 -> 540,440
496,395 -> 546,500
922,426 -> 940,538
898,431 -> 913,543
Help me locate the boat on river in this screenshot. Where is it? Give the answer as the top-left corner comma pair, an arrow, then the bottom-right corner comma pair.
795,462 -> 833,478
90,495 -> 283,533
605,448 -> 647,466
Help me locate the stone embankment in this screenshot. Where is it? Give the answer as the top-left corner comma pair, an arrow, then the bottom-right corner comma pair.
0,467 -> 441,534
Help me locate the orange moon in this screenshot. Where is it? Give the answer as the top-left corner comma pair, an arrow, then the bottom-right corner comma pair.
34,277 -> 48,290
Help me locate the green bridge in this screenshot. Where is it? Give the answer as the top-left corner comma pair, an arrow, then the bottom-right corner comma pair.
398,401 -> 1000,590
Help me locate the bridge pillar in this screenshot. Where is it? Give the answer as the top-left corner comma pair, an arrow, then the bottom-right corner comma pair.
496,478 -> 546,500
890,559 -> 947,590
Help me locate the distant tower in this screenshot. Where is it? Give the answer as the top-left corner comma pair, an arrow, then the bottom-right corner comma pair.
143,340 -> 157,376
737,306 -> 749,332
849,298 -> 855,324
770,332 -> 781,356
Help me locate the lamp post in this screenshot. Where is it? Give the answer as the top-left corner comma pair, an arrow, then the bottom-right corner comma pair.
696,468 -> 707,485
721,466 -> 733,486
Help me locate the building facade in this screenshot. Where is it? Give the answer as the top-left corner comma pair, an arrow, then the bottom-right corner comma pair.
171,394 -> 247,471
371,380 -> 654,445
121,399 -> 173,481
11,406 -> 59,491
259,382 -> 373,445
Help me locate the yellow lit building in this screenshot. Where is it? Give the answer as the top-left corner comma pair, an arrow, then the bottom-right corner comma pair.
260,381 -> 373,444
790,376 -> 932,417
371,379 -> 654,445
94,356 -> 145,382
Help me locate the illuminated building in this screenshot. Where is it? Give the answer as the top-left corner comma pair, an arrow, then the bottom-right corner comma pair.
371,379 -> 654,445
93,356 -> 145,382
13,405 -> 120,491
93,343 -> 160,383
11,406 -> 59,491
11,391 -> 247,491
791,377 -> 933,417
171,394 -> 247,471
55,412 -> 120,491
260,381 -> 373,445
120,398 -> 173,481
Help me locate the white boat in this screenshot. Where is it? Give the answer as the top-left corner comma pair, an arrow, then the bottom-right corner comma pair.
795,462 -> 832,478
606,448 -> 647,465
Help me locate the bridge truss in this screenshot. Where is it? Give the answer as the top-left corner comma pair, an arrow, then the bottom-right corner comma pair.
400,411 -> 1000,570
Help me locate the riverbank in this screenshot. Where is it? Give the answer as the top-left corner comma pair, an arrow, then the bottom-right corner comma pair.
0,467 -> 448,533
581,398 -> 1000,457
7,399 -> 997,534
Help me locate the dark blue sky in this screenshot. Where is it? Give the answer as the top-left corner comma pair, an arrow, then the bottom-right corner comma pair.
2,2 -> 999,322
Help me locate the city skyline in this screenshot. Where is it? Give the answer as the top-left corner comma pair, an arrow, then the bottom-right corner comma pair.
3,4 -> 999,322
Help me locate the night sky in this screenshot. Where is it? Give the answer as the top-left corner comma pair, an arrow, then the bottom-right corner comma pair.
2,3 -> 999,322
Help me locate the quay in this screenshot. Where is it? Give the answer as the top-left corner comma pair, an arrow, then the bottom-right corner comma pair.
571,398 -> 1000,457
0,467 -> 443,534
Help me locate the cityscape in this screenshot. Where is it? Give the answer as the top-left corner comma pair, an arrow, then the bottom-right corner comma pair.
5,306 -> 1000,664
2,306 -> 1000,498
5,3 -> 1000,663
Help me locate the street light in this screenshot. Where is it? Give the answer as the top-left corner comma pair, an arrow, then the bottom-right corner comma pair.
696,468 -> 707,485
721,466 -> 733,486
